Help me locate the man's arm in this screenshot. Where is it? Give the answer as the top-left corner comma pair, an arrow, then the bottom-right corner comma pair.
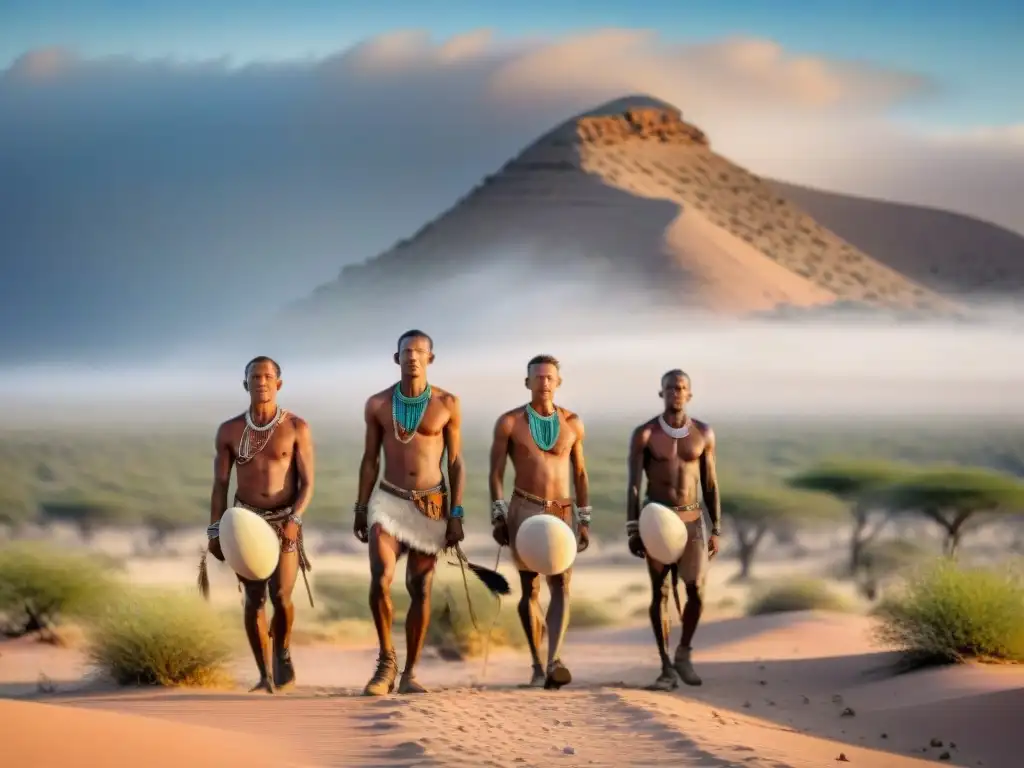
443,395 -> 465,508
699,425 -> 722,536
488,414 -> 513,503
210,422 -> 233,525
356,398 -> 384,507
625,424 -> 648,538
292,418 -> 315,518
568,414 -> 590,511
626,426 -> 649,523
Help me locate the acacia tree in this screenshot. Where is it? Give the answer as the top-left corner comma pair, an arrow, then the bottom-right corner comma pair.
788,460 -> 916,575
722,487 -> 846,580
878,466 -> 1024,557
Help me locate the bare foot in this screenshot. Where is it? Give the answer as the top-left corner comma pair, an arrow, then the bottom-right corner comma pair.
249,678 -> 275,694
397,672 -> 428,694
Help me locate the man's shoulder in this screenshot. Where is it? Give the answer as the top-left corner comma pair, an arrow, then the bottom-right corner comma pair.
498,405 -> 527,423
366,386 -> 395,406
217,413 -> 246,432
692,417 -> 714,439
431,385 -> 459,408
285,412 -> 310,431
631,416 -> 659,437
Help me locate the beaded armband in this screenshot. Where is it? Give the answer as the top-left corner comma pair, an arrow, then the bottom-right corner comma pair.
710,526 -> 723,537
206,520 -> 220,540
353,502 -> 368,516
625,520 -> 640,537
576,505 -> 593,526
450,505 -> 464,520
490,499 -> 509,523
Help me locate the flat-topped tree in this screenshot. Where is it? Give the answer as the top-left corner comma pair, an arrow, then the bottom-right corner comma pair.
722,486 -> 847,580
878,466 -> 1024,556
788,460 -> 918,574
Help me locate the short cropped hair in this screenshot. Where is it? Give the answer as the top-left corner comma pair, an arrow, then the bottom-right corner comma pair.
527,354 -> 561,374
661,369 -> 690,388
245,356 -> 281,379
397,329 -> 434,352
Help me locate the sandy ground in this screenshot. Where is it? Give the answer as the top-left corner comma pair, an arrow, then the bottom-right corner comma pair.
4,540 -> 1024,767
5,595 -> 1024,767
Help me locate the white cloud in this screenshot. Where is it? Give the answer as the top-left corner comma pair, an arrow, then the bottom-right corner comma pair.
0,29 -> 1021,361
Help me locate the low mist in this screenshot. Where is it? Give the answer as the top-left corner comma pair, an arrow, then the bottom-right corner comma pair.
4,262 -> 1024,431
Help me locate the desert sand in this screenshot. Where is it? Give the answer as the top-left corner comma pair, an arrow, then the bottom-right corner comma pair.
4,549 -> 1023,768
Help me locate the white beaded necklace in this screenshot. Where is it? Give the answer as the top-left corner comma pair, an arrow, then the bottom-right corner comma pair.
238,406 -> 286,465
658,414 -> 690,440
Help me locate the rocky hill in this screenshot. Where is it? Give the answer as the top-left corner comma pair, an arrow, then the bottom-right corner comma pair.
299,95 -> 973,324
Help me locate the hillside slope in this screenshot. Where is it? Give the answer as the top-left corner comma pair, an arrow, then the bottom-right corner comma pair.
300,95 -> 958,322
770,180 -> 1024,298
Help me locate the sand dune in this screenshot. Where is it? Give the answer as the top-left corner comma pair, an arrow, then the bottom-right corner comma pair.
6,610 -> 1023,767
297,94 -> 979,327
0,698 -> 304,768
771,181 -> 1024,299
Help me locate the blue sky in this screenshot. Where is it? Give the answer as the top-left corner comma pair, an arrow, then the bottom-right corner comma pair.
2,0 -> 1021,128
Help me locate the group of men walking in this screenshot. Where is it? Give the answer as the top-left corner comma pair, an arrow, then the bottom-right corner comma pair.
205,330 -> 723,694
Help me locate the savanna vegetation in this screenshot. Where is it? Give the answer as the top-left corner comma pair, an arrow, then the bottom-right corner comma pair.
874,558 -> 1024,665
2,417 -> 1023,545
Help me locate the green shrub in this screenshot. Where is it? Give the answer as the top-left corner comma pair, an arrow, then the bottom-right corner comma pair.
315,572 -> 530,658
87,589 -> 237,687
0,543 -> 118,635
747,577 -> 853,616
569,598 -> 617,629
873,558 -> 1024,664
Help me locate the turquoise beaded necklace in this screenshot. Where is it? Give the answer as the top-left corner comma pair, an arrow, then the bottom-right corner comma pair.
392,382 -> 431,444
526,404 -> 559,451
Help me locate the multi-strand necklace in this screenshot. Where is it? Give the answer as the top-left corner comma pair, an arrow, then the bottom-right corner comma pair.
527,404 -> 560,452
658,414 -> 690,440
237,406 -> 287,465
392,382 -> 431,444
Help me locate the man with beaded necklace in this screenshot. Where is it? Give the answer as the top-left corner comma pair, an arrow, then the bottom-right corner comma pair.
206,356 -> 316,694
625,369 -> 722,690
489,354 -> 591,689
353,330 -> 465,696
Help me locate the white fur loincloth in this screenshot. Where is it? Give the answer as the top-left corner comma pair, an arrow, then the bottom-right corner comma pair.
368,490 -> 448,555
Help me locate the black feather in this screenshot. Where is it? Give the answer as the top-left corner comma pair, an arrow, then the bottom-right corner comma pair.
466,561 -> 511,596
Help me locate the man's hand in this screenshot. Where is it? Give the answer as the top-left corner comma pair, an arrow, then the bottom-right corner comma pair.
577,524 -> 590,553
208,536 -> 225,562
492,518 -> 510,546
353,508 -> 369,544
707,534 -> 720,559
628,532 -> 646,558
445,516 -> 465,548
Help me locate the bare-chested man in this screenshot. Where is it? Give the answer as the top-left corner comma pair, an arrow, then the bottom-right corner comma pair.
207,356 -> 316,693
626,369 -> 721,690
490,354 -> 590,689
353,330 -> 465,696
